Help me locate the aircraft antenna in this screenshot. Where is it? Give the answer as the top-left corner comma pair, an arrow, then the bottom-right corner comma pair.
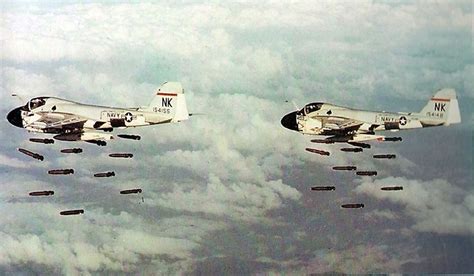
292,100 -> 300,111
11,93 -> 26,103
284,100 -> 300,111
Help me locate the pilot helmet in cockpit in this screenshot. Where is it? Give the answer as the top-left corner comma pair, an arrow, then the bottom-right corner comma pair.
304,103 -> 323,114
23,97 -> 47,111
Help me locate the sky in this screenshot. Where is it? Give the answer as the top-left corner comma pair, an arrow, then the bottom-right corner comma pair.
0,0 -> 473,274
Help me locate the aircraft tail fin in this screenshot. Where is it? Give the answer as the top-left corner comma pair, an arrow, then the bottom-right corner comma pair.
146,82 -> 189,122
419,88 -> 461,125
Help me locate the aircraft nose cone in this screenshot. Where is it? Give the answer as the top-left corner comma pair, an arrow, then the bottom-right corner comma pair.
281,111 -> 298,131
7,107 -> 23,128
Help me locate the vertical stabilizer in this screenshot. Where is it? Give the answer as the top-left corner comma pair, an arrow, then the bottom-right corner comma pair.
146,82 -> 189,122
419,88 -> 461,125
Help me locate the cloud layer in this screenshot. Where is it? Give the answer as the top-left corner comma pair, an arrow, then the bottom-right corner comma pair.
356,177 -> 474,235
1,1 -> 472,274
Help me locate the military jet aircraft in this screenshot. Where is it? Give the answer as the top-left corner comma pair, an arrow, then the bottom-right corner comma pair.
281,89 -> 461,142
7,82 -> 189,146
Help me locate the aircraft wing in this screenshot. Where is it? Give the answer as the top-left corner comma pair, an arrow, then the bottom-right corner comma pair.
310,116 -> 386,142
36,112 -> 90,131
318,117 -> 365,135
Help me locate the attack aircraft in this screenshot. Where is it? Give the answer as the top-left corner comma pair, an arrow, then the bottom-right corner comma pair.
7,82 -> 189,146
281,89 -> 461,143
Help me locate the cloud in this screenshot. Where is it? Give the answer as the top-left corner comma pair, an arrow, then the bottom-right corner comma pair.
2,1 -> 471,104
0,153 -> 52,170
153,174 -> 300,223
1,68 -> 55,102
0,203 -> 213,274
0,154 -> 29,169
356,177 -> 474,235
364,209 -> 400,221
305,244 -> 420,274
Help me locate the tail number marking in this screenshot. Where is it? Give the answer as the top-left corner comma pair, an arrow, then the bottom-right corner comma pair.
153,107 -> 171,114
426,111 -> 444,118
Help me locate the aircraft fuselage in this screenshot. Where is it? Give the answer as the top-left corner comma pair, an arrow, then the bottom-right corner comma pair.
281,89 -> 460,142
8,97 -> 172,134
6,81 -> 189,144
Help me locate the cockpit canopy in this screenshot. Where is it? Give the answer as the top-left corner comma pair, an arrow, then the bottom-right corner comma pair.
20,97 -> 49,111
298,102 -> 323,115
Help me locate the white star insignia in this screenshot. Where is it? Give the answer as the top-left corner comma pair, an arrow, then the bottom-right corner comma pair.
399,117 -> 407,125
124,112 -> 133,122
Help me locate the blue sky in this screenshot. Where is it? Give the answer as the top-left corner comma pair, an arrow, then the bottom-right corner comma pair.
0,1 -> 473,273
